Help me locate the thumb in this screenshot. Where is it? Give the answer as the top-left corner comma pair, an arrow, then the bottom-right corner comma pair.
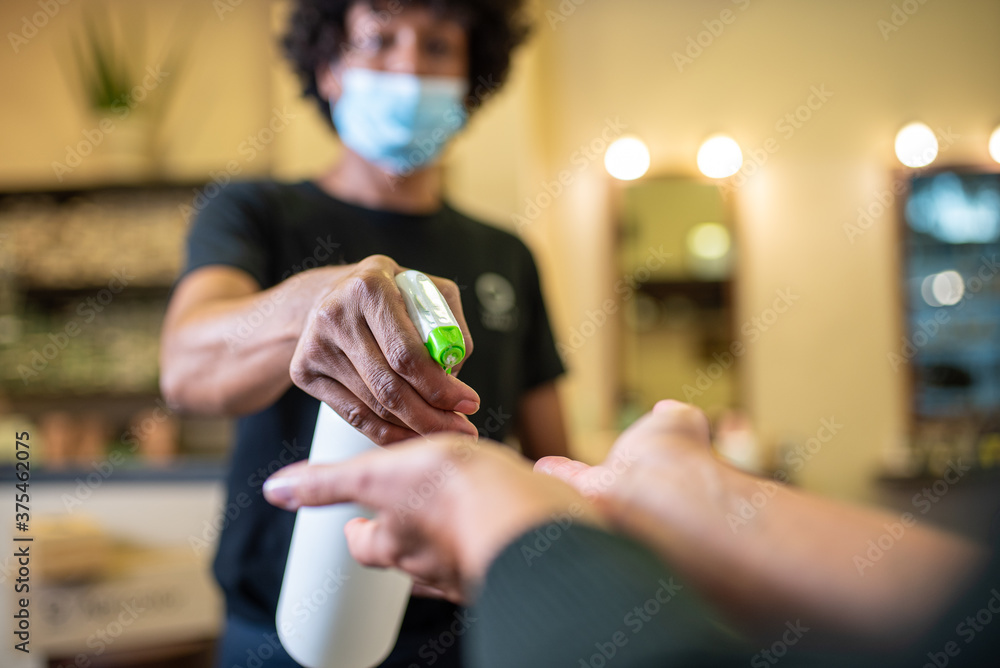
643,400 -> 711,444
343,516 -> 396,569
534,456 -> 596,493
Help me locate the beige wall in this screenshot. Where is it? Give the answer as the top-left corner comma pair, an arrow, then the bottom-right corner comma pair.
0,0 -> 281,186
3,0 -> 999,499
528,0 -> 1000,499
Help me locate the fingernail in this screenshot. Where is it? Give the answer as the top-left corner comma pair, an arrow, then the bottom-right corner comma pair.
535,460 -> 554,474
455,399 -> 479,415
263,476 -> 300,510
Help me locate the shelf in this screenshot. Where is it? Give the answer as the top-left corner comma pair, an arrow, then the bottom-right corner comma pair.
4,390 -> 162,408
0,457 -> 226,483
20,284 -> 174,297
636,280 -> 729,309
0,181 -> 208,200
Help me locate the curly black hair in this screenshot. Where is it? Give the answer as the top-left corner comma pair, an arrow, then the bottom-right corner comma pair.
283,0 -> 531,126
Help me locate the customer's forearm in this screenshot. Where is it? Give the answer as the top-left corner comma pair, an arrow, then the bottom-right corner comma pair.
160,266 -> 348,415
468,522 -> 739,668
607,453 -> 984,643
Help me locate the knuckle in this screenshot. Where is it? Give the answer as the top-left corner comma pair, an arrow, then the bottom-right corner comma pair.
371,394 -> 399,426
316,296 -> 348,324
368,370 -> 405,412
299,336 -> 326,362
437,279 -> 459,302
422,384 -> 451,409
368,397 -> 397,422
363,253 -> 394,270
385,341 -> 420,378
369,423 -> 395,446
357,272 -> 382,295
342,403 -> 370,431
353,466 -> 378,502
290,341 -> 337,390
354,274 -> 394,311
289,364 -> 308,390
343,274 -> 374,300
289,354 -> 315,390
353,466 -> 372,494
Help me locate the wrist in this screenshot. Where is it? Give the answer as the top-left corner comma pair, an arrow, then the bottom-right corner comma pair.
602,443 -> 720,533
456,499 -> 607,595
297,264 -> 348,310
458,511 -> 604,600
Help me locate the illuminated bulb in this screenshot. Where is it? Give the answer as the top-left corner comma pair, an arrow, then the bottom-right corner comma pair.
989,126 -> 1000,164
920,275 -> 939,306
921,270 -> 964,307
931,270 -> 964,306
604,137 -> 650,180
697,135 -> 743,178
895,122 -> 938,168
687,222 -> 731,260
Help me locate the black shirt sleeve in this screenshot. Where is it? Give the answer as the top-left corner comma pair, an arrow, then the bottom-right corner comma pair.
466,522 -> 743,668
180,182 -> 275,288
518,244 -> 565,392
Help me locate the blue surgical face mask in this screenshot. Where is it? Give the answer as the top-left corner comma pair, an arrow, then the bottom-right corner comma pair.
331,67 -> 468,175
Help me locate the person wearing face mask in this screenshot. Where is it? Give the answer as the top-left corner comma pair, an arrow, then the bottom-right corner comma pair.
158,2 -> 568,667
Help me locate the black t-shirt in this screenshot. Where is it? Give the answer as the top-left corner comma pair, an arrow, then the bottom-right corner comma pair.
178,181 -> 565,663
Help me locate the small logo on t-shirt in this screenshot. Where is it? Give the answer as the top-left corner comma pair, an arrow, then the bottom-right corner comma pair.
475,273 -> 518,332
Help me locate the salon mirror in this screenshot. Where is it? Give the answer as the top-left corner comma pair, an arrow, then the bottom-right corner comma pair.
615,177 -> 739,426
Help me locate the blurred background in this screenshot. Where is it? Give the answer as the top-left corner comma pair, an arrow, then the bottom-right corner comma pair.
1,0 -> 999,665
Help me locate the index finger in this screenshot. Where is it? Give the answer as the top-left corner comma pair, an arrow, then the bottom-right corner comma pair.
356,268 -> 480,416
534,456 -> 604,496
262,439 -> 444,511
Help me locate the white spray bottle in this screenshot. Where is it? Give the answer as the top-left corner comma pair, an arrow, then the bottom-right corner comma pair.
276,270 -> 467,668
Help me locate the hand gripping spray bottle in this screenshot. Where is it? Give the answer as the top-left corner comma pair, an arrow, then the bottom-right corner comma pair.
276,270 -> 466,668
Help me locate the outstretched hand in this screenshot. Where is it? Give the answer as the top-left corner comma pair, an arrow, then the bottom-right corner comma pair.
263,435 -> 604,603
534,399 -> 712,502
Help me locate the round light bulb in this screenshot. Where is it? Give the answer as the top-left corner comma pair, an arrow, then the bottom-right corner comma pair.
989,126 -> 1000,164
931,270 -> 964,306
697,135 -> 743,178
604,137 -> 650,181
895,122 -> 938,168
921,270 -> 964,307
686,222 -> 731,260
